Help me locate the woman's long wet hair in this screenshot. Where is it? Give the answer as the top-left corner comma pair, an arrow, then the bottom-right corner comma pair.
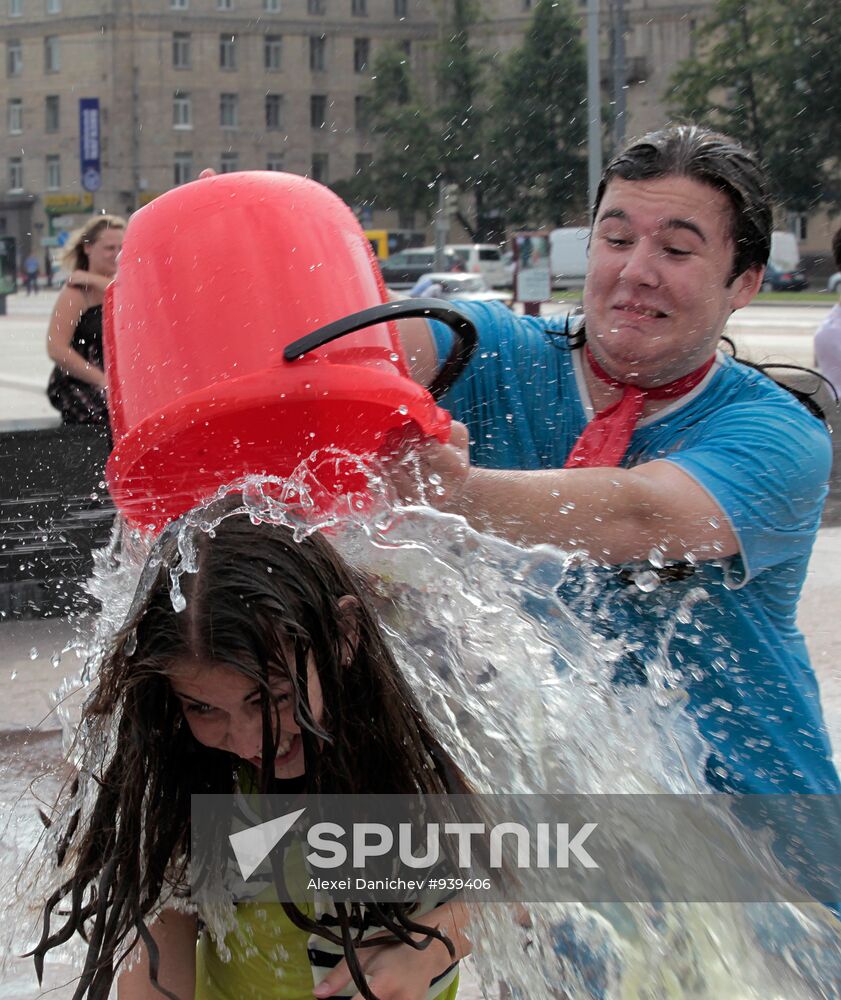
31,508 -> 469,999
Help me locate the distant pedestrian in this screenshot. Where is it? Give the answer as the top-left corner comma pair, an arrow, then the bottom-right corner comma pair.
23,252 -> 39,294
44,248 -> 54,288
814,226 -> 841,398
46,215 -> 125,426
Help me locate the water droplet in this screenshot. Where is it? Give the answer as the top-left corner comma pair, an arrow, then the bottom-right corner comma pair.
398,405 -> 409,416
648,547 -> 664,569
428,473 -> 442,486
29,647 -> 38,660
708,516 -> 720,529
389,353 -> 400,362
50,653 -> 61,668
10,670 -> 18,680
633,570 -> 660,593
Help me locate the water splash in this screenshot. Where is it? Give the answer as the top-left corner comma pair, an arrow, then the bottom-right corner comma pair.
2,459 -> 839,998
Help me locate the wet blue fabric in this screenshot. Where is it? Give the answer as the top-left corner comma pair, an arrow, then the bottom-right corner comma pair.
429,301 -> 839,797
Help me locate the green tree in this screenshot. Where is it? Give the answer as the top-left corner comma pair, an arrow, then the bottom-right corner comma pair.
433,0 -> 492,238
669,0 -> 840,212
484,0 -> 588,229
332,44 -> 439,226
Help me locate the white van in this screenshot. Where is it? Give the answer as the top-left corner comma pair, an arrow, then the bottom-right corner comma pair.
421,244 -> 509,288
769,230 -> 800,271
549,228 -> 590,288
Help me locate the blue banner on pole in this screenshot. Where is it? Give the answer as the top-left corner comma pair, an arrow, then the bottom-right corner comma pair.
79,98 -> 101,193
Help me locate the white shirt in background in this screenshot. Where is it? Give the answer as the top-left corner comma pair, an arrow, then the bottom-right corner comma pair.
814,303 -> 841,398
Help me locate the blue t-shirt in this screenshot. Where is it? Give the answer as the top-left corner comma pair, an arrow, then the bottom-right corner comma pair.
430,301 -> 839,796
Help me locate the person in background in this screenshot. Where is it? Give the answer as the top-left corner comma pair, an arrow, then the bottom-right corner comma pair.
23,251 -> 39,294
394,125 -> 839,802
814,226 -> 841,398
46,214 -> 125,426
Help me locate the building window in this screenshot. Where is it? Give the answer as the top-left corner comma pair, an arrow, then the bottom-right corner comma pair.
310,94 -> 327,129
47,0 -> 62,12
44,36 -> 60,73
265,93 -> 284,130
7,98 -> 22,134
309,35 -> 326,72
220,92 -> 239,128
354,94 -> 370,130
311,153 -> 328,184
46,154 -> 60,190
7,40 -> 22,78
8,156 -> 23,192
173,33 -> 191,69
173,91 -> 192,129
45,94 -> 59,132
174,153 -> 192,186
219,34 -> 237,70
307,0 -> 325,13
220,152 -> 239,173
264,35 -> 282,70
266,153 -> 283,171
264,0 -> 281,10
9,0 -> 22,15
170,0 -> 189,8
394,0 -> 407,16
352,0 -> 367,15
400,39 -> 411,59
217,0 -> 233,7
353,38 -> 369,73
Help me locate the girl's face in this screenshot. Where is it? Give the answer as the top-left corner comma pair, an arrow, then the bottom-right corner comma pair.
169,654 -> 324,779
84,226 -> 123,277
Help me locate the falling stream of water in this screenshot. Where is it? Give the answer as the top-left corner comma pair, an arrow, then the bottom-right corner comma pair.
1,457 -> 839,998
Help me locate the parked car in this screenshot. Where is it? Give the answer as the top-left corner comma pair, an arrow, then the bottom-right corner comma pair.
409,272 -> 512,306
549,227 -> 590,289
828,272 -> 841,294
379,248 -> 460,289
761,261 -> 808,292
443,244 -> 510,287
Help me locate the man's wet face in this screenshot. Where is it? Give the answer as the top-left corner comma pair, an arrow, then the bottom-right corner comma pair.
583,174 -> 761,386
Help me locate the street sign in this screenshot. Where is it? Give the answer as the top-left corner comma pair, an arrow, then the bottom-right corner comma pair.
79,98 -> 101,193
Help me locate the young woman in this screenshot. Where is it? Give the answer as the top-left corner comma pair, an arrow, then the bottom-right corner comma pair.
46,215 -> 125,425
32,505 -> 472,1000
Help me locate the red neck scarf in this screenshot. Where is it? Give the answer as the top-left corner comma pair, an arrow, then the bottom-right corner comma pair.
564,346 -> 716,469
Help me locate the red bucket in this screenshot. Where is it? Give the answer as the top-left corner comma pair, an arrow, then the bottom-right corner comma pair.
103,171 -> 475,532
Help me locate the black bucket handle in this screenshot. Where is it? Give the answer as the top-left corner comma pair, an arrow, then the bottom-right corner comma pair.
282,298 -> 477,402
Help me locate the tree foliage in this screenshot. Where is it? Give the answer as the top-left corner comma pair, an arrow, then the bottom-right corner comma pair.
434,0 -> 489,235
337,0 -> 591,233
669,0 -> 840,211
485,0 -> 588,228
332,44 -> 440,223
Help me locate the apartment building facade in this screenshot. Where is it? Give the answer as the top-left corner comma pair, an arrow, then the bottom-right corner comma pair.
13,0 -> 830,269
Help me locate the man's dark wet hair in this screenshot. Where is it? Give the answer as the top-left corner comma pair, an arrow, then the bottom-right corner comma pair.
593,124 -> 773,285
832,226 -> 841,274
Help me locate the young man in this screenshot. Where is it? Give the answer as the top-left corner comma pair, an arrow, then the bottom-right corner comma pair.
396,125 -> 839,799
